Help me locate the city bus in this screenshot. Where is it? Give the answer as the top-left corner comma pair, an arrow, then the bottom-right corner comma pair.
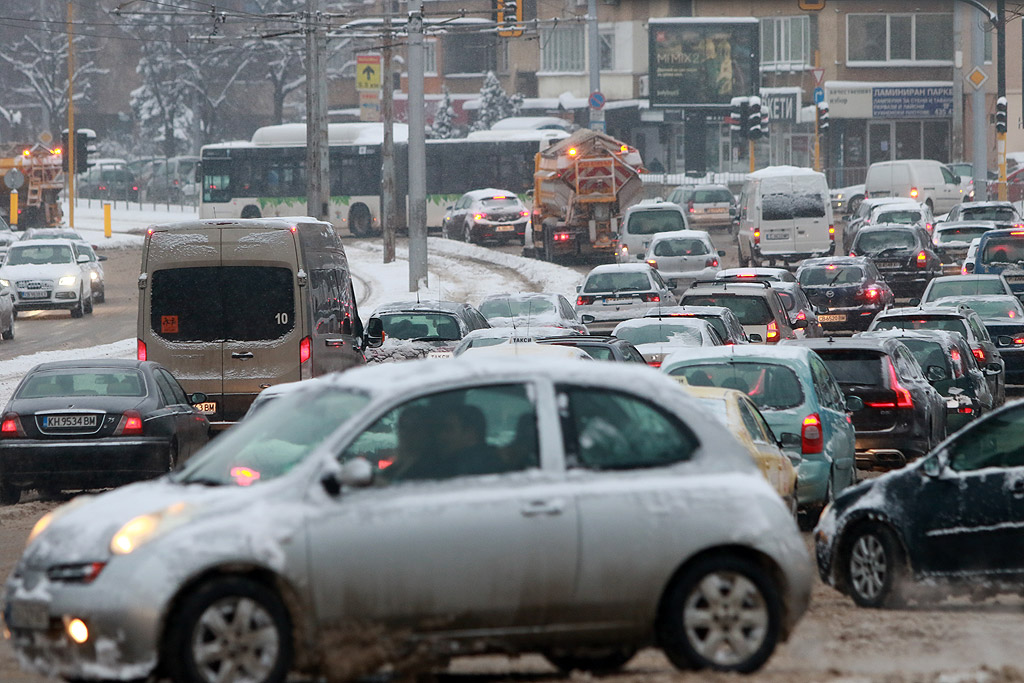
199,122 -> 567,236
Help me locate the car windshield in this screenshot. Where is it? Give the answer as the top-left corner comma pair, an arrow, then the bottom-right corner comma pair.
583,271 -> 651,293
653,238 -> 708,257
926,279 -> 1007,300
627,210 -> 685,235
680,294 -> 773,325
380,313 -> 463,341
667,362 -> 804,410
961,207 -> 1018,222
175,386 -> 370,486
17,370 -> 146,398
5,244 -> 73,265
813,350 -> 886,386
615,323 -> 702,346
480,297 -> 556,319
856,229 -> 917,253
937,227 -> 991,244
875,210 -> 923,224
934,298 -> 1024,319
799,265 -> 864,286
980,237 -> 1024,264
692,188 -> 733,203
873,316 -> 970,336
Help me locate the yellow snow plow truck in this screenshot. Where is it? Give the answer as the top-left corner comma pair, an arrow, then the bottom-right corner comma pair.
0,143 -> 64,228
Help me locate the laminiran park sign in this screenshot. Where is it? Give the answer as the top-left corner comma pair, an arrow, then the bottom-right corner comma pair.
649,18 -> 760,108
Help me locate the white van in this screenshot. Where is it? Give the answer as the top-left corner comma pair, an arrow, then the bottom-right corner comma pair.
616,200 -> 688,263
864,159 -> 963,215
736,166 -> 834,267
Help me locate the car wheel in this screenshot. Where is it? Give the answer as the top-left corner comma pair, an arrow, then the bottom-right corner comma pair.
83,292 -> 93,315
95,285 -> 105,304
70,295 -> 84,319
843,524 -> 907,608
463,221 -> 475,244
1,317 -> 12,340
0,481 -> 20,506
166,577 -> 293,683
848,195 -> 863,215
544,647 -> 636,676
658,555 -> 781,673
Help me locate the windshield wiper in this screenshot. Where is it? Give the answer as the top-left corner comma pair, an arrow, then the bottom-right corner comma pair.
412,335 -> 455,342
178,476 -> 225,487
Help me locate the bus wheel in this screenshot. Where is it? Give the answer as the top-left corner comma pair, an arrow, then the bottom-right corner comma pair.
349,204 -> 372,237
241,205 -> 262,219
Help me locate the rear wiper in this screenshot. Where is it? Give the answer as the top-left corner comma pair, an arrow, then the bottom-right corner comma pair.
179,477 -> 224,487
412,335 -> 454,342
871,246 -> 906,256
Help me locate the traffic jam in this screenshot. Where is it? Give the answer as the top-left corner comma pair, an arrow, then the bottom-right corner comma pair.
4,128 -> 1024,683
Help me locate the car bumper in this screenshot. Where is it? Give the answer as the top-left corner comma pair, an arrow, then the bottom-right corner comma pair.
996,348 -> 1024,384
0,439 -> 171,490
686,214 -> 733,230
796,458 -> 830,508
876,272 -> 931,297
470,220 -> 528,240
816,305 -> 884,331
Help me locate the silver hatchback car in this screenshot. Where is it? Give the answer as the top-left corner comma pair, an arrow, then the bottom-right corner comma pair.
3,360 -> 811,682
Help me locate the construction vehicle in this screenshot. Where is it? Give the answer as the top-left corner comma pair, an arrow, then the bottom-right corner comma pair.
0,143 -> 64,228
527,129 -> 645,262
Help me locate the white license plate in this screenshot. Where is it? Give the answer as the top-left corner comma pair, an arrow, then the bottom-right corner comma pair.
604,296 -> 634,304
764,232 -> 788,240
7,600 -> 49,629
818,313 -> 847,323
42,415 -> 97,428
195,402 -> 217,414
706,207 -> 728,213
876,261 -> 900,269
495,225 -> 515,232
19,290 -> 48,299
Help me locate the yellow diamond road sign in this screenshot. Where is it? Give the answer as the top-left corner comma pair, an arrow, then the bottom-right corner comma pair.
967,66 -> 988,90
356,54 -> 381,91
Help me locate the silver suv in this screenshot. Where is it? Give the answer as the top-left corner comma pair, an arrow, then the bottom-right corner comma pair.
679,280 -> 801,344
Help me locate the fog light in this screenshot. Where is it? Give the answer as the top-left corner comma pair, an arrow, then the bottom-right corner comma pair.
66,618 -> 89,644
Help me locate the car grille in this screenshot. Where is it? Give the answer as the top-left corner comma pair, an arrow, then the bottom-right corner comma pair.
16,280 -> 53,289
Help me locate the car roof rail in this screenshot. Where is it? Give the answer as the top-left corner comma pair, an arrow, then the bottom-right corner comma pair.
689,279 -> 772,289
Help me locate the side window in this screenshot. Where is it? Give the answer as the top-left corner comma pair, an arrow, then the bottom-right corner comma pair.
557,386 -> 698,470
737,399 -> 770,444
941,166 -> 957,184
340,384 -> 538,483
948,406 -> 1024,471
894,348 -> 922,379
157,369 -> 189,404
152,371 -> 179,405
810,356 -> 842,410
968,316 -> 990,341
650,270 -> 667,289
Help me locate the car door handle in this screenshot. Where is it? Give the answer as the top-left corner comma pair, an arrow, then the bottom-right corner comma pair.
231,352 -> 254,360
521,499 -> 566,517
1012,481 -> 1024,497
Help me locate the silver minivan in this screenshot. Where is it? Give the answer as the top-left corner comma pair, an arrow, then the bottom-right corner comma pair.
616,200 -> 688,263
137,218 -> 365,429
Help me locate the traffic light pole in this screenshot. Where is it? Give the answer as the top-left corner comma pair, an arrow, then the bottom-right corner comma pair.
66,1 -> 75,228
996,0 -> 1006,200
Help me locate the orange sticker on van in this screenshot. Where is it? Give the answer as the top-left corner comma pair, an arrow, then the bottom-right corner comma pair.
161,315 -> 179,333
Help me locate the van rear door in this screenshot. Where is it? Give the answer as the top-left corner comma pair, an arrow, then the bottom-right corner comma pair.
758,176 -> 798,255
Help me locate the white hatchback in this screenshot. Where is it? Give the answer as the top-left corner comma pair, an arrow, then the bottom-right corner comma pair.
643,230 -> 724,292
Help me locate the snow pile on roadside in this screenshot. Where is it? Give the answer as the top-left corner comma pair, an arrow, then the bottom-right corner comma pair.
59,201 -> 197,249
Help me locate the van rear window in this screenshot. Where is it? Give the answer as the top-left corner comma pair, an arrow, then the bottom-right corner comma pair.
627,210 -> 685,235
151,266 -> 295,342
762,193 -> 826,221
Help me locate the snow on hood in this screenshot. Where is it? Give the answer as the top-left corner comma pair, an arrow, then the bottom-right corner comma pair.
0,262 -> 82,279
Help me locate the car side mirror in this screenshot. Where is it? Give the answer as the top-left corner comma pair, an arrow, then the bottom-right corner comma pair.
779,431 -> 801,450
921,453 -> 944,478
792,319 -> 807,329
846,395 -> 864,412
986,362 -> 1003,376
189,392 -> 208,405
363,318 -> 385,349
964,262 -> 975,273
580,313 -> 596,324
926,365 -> 947,381
340,457 -> 374,488
908,297 -> 921,306
748,333 -> 763,343
97,254 -> 108,261
717,250 -> 726,257
998,335 -> 1013,347
667,279 -> 678,289
575,284 -> 582,293
76,254 -> 89,264
636,253 -> 645,259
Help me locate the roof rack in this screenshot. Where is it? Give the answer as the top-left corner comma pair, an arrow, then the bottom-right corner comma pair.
688,279 -> 772,289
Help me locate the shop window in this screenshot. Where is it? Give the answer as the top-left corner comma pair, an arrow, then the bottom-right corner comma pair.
847,13 -> 953,65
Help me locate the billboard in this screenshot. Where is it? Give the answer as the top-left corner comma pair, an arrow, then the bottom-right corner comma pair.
649,19 -> 760,108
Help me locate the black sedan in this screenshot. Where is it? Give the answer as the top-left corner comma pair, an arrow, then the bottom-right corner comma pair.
850,224 -> 942,299
785,337 -> 946,471
816,398 -> 1024,607
0,360 -> 210,504
536,334 -> 647,362
796,256 -> 894,332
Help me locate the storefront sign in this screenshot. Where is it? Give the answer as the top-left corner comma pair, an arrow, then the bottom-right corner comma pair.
826,83 -> 952,119
764,92 -> 799,122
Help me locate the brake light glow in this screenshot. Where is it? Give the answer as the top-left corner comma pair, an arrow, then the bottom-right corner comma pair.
796,310 -> 806,321
867,360 -> 914,409
705,257 -> 719,267
916,251 -> 927,268
753,229 -> 760,245
973,348 -> 986,362
951,348 -> 961,362
766,320 -> 779,341
641,293 -> 661,302
1,413 -> 23,437
860,286 -> 880,301
300,336 -> 312,364
474,213 -> 486,221
688,199 -> 695,213
1012,231 -> 1024,236
647,360 -> 662,368
519,210 -> 529,217
801,413 -> 823,454
647,259 -> 658,268
577,295 -> 595,305
137,339 -> 147,361
850,251 -> 857,257
492,195 -> 507,200
910,187 -> 919,199
959,405 -> 974,414
736,272 -> 755,277
829,225 -> 835,240
114,410 -> 144,436
1013,335 -> 1024,346
230,467 -> 261,486
554,232 -> 570,242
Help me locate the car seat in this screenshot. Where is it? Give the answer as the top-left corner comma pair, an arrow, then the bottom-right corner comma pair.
434,319 -> 460,340
721,376 -> 750,393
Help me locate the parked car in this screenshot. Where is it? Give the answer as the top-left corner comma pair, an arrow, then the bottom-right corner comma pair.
612,316 -> 723,366
941,201 -> 1023,228
678,183 -> 736,232
478,292 -> 587,334
616,200 -> 688,263
786,336 -> 947,470
642,229 -> 724,291
796,257 -> 894,332
139,156 -> 200,203
931,221 -> 999,273
644,305 -> 749,344
679,385 -> 797,513
858,328 -> 994,433
535,334 -> 647,362
662,345 -> 859,526
77,160 -> 139,202
830,183 -> 865,216
452,326 -> 582,356
441,189 -> 530,244
849,224 -> 942,298
679,280 -> 799,343
715,267 -> 797,283
2,359 -> 813,680
919,273 -> 1014,305
0,359 -> 210,504
574,263 -> 676,333
0,240 -> 93,318
816,399 -> 1024,607
364,300 -> 491,362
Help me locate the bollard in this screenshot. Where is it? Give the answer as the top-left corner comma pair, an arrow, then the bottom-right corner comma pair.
104,203 -> 111,238
9,190 -> 17,227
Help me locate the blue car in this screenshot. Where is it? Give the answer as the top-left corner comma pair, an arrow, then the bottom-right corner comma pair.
971,228 -> 1024,295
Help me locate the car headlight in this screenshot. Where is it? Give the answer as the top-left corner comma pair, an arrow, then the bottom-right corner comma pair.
28,496 -> 94,546
0,278 -> 9,288
58,275 -> 77,287
90,271 -> 98,281
110,502 -> 192,555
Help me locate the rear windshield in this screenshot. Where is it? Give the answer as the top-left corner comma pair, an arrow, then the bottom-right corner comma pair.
927,279 -> 1006,299
798,265 -> 864,286
980,236 -> 1024,265
615,323 -> 702,346
937,227 -> 992,244
480,297 -> 556,319
627,210 -> 685,235
380,313 -> 462,341
150,266 -> 295,342
762,192 -> 827,220
6,244 -> 73,265
692,189 -> 733,203
814,350 -> 886,386
875,210 -> 923,224
855,229 -> 917,253
583,271 -> 651,293
961,207 -> 1019,222
17,370 -> 147,398
653,238 -> 708,257
667,362 -> 804,410
680,294 -> 773,325
936,298 -> 1024,319
872,316 -> 970,336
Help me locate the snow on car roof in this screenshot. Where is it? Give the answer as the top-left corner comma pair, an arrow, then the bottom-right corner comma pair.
649,229 -> 713,242
586,263 -> 654,274
613,317 -> 711,332
662,344 -> 818,367
747,165 -> 824,179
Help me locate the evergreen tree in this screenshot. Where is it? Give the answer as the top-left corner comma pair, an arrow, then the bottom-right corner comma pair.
472,71 -> 508,132
429,86 -> 455,139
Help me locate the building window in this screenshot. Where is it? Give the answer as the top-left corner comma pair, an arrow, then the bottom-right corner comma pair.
540,24 -> 585,72
847,14 -> 953,65
760,16 -> 811,71
443,33 -> 498,75
599,30 -> 615,71
424,39 -> 437,76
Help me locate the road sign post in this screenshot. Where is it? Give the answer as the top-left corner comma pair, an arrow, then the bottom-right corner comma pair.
356,54 -> 382,91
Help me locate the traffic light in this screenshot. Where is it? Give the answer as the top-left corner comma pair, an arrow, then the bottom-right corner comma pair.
747,96 -> 762,140
497,0 -> 522,37
75,131 -> 89,173
760,111 -> 770,139
730,96 -> 748,139
817,101 -> 830,133
60,131 -> 69,172
996,96 -> 1008,134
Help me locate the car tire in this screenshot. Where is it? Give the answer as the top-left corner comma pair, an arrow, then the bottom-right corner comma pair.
463,221 -> 475,244
165,577 -> 293,683
95,285 -> 105,304
70,296 -> 84,319
83,292 -> 93,315
0,481 -> 20,506
843,524 -> 907,609
544,647 -> 636,676
1,317 -> 12,340
657,555 -> 781,673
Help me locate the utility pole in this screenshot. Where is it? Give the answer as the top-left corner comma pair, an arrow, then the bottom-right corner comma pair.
971,5 -> 988,201
952,3 -> 964,163
381,4 -> 396,263
407,0 -> 427,291
996,0 -> 1006,200
587,0 -> 602,132
66,1 -> 75,228
305,0 -> 329,221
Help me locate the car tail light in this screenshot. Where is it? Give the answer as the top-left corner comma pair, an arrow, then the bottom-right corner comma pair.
973,347 -> 986,362
300,336 -> 311,364
577,295 -> 595,305
857,286 -> 881,302
641,293 -> 661,302
554,232 -> 571,242
137,339 -> 147,361
519,210 -> 529,217
753,229 -> 760,245
916,251 -> 927,268
796,310 -> 807,321
687,199 -> 695,213
647,360 -> 662,368
849,251 -> 856,257
474,213 -> 486,221
959,405 -> 974,414
829,225 -> 835,241
114,410 -> 144,436
867,361 -> 914,409
647,259 -> 658,268
766,320 -> 779,341
801,413 -> 823,454
1012,334 -> 1024,346
705,256 -> 719,267
0,413 -> 24,437
910,187 -> 919,199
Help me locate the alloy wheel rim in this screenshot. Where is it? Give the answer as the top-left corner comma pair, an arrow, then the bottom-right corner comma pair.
850,534 -> 887,600
191,596 -> 280,683
682,571 -> 768,666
